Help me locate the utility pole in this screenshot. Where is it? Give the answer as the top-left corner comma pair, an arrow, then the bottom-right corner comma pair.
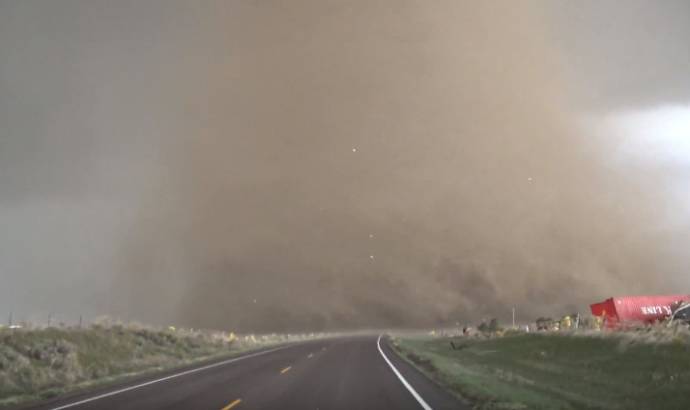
8,311 -> 12,327
79,315 -> 83,328
512,307 -> 516,329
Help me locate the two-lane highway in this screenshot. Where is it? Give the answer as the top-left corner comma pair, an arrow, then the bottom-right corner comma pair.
23,335 -> 465,410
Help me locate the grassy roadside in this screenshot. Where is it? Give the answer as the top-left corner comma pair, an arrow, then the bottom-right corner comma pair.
0,324 -> 310,408
392,331 -> 690,410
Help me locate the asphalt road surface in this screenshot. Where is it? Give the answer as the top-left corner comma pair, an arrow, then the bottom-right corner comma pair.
22,335 -> 466,410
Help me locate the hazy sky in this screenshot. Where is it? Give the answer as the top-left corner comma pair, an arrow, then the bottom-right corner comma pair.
1,0 -> 689,331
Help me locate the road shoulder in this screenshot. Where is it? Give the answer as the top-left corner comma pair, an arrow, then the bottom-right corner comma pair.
380,335 -> 470,410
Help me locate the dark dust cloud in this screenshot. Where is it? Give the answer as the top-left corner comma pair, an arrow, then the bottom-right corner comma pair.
1,1 -> 689,331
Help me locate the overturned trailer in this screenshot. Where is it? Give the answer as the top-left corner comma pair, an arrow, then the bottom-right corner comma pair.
590,295 -> 690,328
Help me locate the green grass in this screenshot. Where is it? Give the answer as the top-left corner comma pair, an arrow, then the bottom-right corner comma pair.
393,331 -> 690,410
0,324 -> 299,407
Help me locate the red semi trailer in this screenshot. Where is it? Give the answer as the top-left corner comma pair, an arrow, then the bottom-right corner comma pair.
590,295 -> 690,328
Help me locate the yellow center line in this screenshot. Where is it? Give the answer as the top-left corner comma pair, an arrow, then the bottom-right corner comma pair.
280,366 -> 292,374
221,398 -> 242,410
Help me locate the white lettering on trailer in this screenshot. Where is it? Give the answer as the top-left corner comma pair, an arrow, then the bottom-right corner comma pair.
640,305 -> 673,316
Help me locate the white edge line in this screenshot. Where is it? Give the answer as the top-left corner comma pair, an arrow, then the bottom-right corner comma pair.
377,334 -> 433,410
48,345 -> 291,410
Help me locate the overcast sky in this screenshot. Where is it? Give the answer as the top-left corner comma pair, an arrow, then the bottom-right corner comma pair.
1,0 -> 689,331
